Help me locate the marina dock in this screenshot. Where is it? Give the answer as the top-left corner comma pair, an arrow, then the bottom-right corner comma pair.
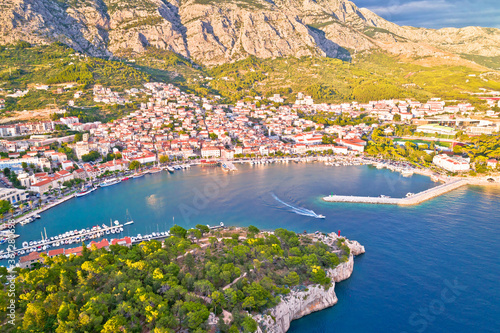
17,224 -> 124,253
323,179 -> 468,206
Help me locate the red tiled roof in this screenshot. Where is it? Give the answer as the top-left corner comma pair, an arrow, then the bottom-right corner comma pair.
65,246 -> 83,256
31,179 -> 53,187
19,252 -> 41,263
90,239 -> 109,249
111,237 -> 132,246
48,248 -> 65,256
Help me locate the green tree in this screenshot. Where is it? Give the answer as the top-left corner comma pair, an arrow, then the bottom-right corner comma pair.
81,151 -> 100,162
170,225 -> 187,238
242,316 -> 258,333
196,224 -> 210,235
248,225 -> 260,234
101,315 -> 127,333
187,228 -> 202,240
129,160 -> 141,170
159,155 -> 170,164
73,133 -> 83,143
0,200 -> 12,215
283,271 -> 300,286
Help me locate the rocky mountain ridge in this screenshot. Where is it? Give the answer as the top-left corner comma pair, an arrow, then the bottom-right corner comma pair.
1,0 -> 499,66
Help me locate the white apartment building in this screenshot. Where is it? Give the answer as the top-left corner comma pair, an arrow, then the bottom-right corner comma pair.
433,154 -> 470,172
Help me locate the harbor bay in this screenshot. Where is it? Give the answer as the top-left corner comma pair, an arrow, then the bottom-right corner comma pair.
2,163 -> 499,332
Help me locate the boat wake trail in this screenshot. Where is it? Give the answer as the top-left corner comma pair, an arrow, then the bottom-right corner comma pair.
272,194 -> 324,219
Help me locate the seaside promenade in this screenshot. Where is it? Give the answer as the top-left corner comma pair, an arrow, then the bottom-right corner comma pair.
323,179 -> 469,206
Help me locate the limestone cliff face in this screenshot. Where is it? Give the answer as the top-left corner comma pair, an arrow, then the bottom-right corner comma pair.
1,0 -> 499,65
253,235 -> 365,333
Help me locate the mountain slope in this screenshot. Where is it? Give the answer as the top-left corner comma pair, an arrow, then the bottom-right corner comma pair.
0,0 -> 499,67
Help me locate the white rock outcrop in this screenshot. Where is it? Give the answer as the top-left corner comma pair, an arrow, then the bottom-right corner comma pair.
253,235 -> 364,333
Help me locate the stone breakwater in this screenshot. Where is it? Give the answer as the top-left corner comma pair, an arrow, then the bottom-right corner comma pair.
323,179 -> 468,206
254,233 -> 365,333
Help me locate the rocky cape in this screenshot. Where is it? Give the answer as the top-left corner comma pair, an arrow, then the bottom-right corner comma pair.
253,233 -> 365,333
1,0 -> 499,65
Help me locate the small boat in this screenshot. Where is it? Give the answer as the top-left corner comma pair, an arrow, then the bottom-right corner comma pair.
22,241 -> 28,248
34,214 -> 41,219
316,215 -> 326,219
166,166 -> 175,173
124,209 -> 134,225
122,177 -> 130,181
75,186 -> 96,197
133,172 -> 145,178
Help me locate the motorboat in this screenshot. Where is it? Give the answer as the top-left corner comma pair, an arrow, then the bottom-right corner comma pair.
75,186 -> 96,197
316,215 -> 326,219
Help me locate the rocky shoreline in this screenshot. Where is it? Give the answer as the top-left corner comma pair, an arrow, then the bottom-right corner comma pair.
253,233 -> 365,333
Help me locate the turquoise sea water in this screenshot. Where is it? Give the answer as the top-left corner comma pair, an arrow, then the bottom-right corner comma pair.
3,164 -> 500,332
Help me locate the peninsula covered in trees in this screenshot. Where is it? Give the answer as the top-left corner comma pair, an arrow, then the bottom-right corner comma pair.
0,226 -> 357,333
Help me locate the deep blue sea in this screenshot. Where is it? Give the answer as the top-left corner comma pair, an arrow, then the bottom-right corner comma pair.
3,163 -> 499,332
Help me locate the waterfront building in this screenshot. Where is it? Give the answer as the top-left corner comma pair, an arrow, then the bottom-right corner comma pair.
19,252 -> 42,269
201,147 -> 221,158
487,159 -> 498,169
433,154 -> 470,172
0,188 -> 29,204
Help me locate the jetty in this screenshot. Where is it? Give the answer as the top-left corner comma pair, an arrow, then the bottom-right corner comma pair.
221,161 -> 237,171
323,179 -> 468,206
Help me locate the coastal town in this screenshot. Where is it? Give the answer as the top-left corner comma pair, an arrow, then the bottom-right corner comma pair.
0,82 -> 499,218
1,1 -> 500,331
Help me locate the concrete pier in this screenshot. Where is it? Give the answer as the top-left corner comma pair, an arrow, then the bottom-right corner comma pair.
323,179 -> 468,206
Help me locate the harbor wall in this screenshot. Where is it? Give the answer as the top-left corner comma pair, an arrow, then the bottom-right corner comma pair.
323,179 -> 469,206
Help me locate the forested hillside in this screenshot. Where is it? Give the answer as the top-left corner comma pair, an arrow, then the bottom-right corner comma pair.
0,226 -> 351,333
